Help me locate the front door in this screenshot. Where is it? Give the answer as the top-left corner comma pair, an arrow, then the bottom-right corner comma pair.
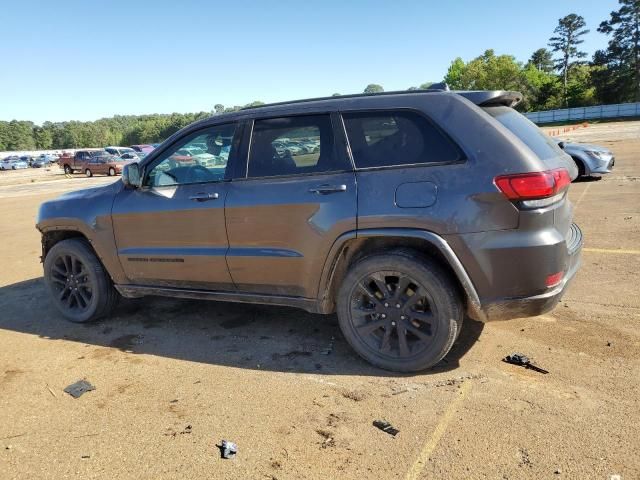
112,123 -> 239,290
225,113 -> 356,298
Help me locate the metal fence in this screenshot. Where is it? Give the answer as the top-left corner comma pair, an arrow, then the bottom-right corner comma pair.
525,102 -> 640,124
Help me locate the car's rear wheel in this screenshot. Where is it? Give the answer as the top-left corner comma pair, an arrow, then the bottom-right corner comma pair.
64,165 -> 72,174
108,167 -> 116,176
336,250 -> 463,372
85,169 -> 92,177
44,239 -> 118,323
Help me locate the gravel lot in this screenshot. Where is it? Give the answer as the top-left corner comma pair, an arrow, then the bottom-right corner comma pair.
1,124 -> 639,479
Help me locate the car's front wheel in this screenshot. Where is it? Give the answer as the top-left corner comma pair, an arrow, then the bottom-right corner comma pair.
85,169 -> 92,177
108,167 -> 116,176
64,165 -> 72,174
43,239 -> 119,323
336,250 -> 463,372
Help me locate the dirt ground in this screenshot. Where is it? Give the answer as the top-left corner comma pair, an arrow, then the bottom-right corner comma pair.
1,124 -> 639,480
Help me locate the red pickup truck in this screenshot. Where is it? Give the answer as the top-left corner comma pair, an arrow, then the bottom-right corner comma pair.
58,149 -> 105,174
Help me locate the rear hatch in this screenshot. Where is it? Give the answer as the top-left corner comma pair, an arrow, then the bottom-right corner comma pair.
483,105 -> 577,243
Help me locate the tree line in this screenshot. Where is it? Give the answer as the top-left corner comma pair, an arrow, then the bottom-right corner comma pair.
2,0 -> 638,152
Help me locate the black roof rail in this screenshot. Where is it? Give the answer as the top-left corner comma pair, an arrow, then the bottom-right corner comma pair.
240,88 -> 522,111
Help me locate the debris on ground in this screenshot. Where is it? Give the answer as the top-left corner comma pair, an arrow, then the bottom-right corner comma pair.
164,425 -> 192,438
316,429 -> 336,448
503,353 -> 549,374
109,334 -> 144,351
271,350 -> 312,361
341,389 -> 367,402
63,380 -> 96,398
219,439 -> 237,459
320,336 -> 335,355
373,420 -> 399,437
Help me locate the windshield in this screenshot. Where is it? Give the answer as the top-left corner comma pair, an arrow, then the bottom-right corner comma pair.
484,106 -> 563,161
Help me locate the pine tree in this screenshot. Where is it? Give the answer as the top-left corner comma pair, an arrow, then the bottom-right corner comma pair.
549,14 -> 589,107
598,0 -> 640,101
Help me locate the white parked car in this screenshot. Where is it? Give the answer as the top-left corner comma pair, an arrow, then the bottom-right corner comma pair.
105,146 -> 137,157
1,157 -> 29,170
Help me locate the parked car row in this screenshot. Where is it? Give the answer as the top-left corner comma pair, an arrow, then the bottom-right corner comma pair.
57,145 -> 153,176
1,153 -> 59,170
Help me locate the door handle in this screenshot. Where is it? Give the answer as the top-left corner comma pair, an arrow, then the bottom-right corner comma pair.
189,192 -> 219,202
308,184 -> 347,195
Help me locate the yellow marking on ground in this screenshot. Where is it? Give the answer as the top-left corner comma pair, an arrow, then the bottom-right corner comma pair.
404,380 -> 473,480
583,247 -> 640,255
573,183 -> 591,208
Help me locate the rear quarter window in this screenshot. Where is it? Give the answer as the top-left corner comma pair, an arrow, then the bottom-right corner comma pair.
484,106 -> 563,161
342,110 -> 464,169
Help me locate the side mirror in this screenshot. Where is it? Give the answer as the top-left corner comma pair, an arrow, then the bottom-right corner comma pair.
122,162 -> 142,188
558,141 -> 566,150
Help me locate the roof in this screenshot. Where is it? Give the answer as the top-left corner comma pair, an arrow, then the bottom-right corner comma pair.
240,89 -> 523,112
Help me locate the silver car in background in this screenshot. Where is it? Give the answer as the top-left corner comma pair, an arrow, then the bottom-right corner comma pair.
1,156 -> 29,170
558,140 -> 615,180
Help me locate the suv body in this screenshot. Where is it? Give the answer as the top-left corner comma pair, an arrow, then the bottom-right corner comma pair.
37,90 -> 583,371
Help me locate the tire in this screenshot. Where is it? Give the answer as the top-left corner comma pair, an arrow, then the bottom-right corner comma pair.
85,169 -> 92,178
64,165 -> 72,174
43,238 -> 119,323
108,167 -> 115,176
572,157 -> 585,180
336,250 -> 463,372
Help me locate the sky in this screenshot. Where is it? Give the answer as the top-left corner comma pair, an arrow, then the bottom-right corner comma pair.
0,0 -> 620,124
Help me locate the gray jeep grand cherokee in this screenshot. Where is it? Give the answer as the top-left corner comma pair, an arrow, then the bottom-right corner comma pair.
37,89 -> 583,372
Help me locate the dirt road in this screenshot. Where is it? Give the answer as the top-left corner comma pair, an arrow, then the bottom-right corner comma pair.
1,127 -> 638,479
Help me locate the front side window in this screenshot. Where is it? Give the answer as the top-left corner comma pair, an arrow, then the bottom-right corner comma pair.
247,114 -> 341,178
145,123 -> 236,187
342,110 -> 464,168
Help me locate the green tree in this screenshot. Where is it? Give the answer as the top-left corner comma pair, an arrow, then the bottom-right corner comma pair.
331,92 -> 341,96
0,121 -> 9,151
548,14 -> 589,107
566,64 -> 597,107
33,126 -> 53,149
528,48 -> 555,73
5,121 -> 35,150
444,58 -> 466,88
597,0 -> 640,102
214,104 -> 225,114
363,84 -> 384,94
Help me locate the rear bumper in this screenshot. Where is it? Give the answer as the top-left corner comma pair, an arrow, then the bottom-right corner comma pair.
480,223 -> 583,321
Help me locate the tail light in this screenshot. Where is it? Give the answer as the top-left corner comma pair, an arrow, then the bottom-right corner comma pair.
545,271 -> 564,288
494,168 -> 571,208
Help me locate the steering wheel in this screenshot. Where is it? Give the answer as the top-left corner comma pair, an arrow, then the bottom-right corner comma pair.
185,164 -> 216,184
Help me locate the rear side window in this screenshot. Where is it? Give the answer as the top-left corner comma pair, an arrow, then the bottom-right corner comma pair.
248,114 -> 343,178
484,106 -> 563,161
342,110 -> 464,169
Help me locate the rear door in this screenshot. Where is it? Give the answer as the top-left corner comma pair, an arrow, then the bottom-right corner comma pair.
112,123 -> 239,290
225,113 -> 356,298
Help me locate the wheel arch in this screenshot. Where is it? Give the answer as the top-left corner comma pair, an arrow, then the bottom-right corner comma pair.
317,229 -> 484,321
570,154 -> 589,177
41,229 -> 92,262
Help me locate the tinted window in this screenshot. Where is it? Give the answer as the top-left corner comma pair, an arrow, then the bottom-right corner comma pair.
146,123 -> 236,187
342,111 -> 463,168
248,115 -> 341,178
484,106 -> 563,161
